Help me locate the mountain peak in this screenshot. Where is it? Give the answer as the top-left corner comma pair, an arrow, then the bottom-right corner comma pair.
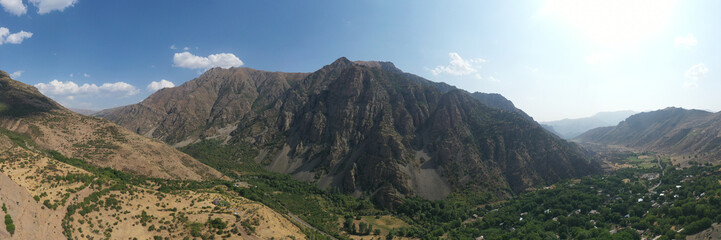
353,60 -> 402,73
329,57 -> 353,68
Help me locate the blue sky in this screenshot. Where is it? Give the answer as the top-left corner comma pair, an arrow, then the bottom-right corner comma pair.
0,0 -> 719,121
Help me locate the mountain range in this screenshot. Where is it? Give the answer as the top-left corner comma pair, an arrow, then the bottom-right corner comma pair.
576,107 -> 721,165
541,110 -> 636,139
96,57 -> 600,208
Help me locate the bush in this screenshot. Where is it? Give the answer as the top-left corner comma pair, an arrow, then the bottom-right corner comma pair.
5,214 -> 15,235
208,218 -> 227,229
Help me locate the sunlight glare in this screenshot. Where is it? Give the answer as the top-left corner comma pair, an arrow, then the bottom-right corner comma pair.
540,0 -> 675,48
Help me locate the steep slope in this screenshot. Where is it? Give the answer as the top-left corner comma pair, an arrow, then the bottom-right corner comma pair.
97,58 -> 600,207
542,110 -> 636,139
95,68 -> 309,147
576,107 -> 721,164
0,70 -> 224,180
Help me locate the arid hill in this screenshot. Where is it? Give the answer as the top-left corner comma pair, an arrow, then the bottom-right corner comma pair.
576,107 -> 721,165
0,70 -> 306,239
0,70 -> 223,180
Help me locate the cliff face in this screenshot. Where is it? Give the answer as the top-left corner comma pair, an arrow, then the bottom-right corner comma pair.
96,59 -> 599,207
95,68 -> 309,146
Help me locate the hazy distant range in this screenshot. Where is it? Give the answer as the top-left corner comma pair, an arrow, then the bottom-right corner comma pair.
541,111 -> 636,139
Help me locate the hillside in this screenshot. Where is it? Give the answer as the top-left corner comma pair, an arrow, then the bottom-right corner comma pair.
541,110 -> 636,139
0,70 -> 309,239
95,68 -> 309,147
0,128 -> 306,239
576,107 -> 721,165
0,70 -> 224,181
96,58 -> 600,208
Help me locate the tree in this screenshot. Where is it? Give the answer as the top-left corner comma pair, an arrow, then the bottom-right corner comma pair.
5,214 -> 15,235
359,222 -> 367,235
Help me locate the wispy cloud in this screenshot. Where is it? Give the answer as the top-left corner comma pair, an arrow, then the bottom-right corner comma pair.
683,63 -> 708,88
173,51 -> 244,69
29,0 -> 77,14
147,79 -> 175,92
0,27 -> 33,45
674,34 -> 697,47
9,70 -> 23,78
431,52 -> 486,77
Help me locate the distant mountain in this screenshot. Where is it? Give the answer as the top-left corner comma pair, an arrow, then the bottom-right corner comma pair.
576,107 -> 721,164
0,70 -> 223,180
542,110 -> 637,139
96,58 -> 600,208
69,108 -> 98,115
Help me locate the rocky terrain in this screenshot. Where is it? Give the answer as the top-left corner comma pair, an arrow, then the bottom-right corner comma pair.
97,58 -> 600,208
576,107 -> 721,166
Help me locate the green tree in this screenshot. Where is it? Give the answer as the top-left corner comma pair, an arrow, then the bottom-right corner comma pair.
5,214 -> 15,235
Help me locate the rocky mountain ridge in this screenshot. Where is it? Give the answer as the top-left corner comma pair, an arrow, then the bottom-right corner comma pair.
576,107 -> 721,165
96,58 -> 600,207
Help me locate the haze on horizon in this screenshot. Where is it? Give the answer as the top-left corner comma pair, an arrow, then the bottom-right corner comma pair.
0,0 -> 718,122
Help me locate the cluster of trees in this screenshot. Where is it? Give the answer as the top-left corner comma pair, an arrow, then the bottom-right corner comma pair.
2,203 -> 14,235
342,217 -> 379,235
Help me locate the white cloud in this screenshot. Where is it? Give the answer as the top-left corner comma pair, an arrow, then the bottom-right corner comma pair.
183,46 -> 189,51
674,34 -> 697,47
488,76 -> 499,82
69,73 -> 74,78
5,31 -> 32,44
683,63 -> 708,88
170,44 -> 177,50
28,0 -> 77,14
147,79 -> 175,92
83,73 -> 90,78
431,52 -> 486,76
0,27 -> 32,45
9,70 -> 23,78
35,79 -> 140,97
173,51 -> 244,69
0,0 -> 26,16
585,51 -> 613,65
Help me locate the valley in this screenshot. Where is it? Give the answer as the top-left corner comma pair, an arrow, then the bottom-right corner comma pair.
3,64 -> 721,240
2,1 -> 720,240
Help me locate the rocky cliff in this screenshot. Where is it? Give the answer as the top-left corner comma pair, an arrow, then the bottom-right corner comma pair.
96,58 -> 600,208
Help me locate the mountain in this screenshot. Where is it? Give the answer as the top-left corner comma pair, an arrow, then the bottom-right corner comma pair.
0,70 -> 307,239
0,70 -> 223,181
69,108 -> 98,115
576,107 -> 721,164
542,110 -> 637,139
96,58 -> 600,208
470,92 -> 534,121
